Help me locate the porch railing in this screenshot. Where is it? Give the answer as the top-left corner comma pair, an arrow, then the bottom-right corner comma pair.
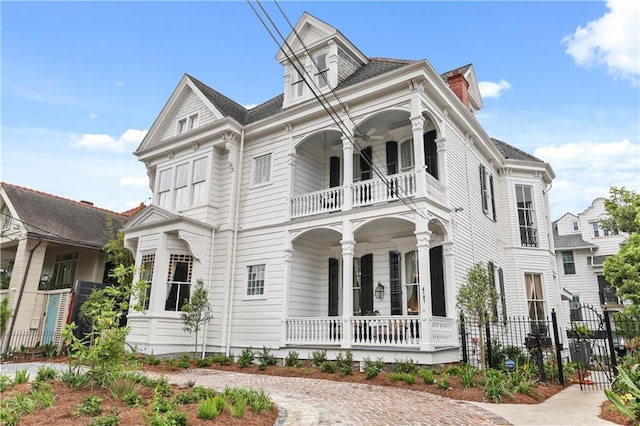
430,316 -> 457,346
425,173 -> 446,204
285,317 -> 342,345
351,316 -> 420,346
352,171 -> 416,208
291,187 -> 343,218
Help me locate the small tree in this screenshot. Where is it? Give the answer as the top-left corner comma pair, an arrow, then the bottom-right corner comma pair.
457,262 -> 497,372
0,297 -> 11,335
180,279 -> 212,355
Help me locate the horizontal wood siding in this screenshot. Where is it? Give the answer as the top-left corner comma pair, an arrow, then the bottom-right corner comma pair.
160,89 -> 216,140
294,141 -> 326,195
289,239 -> 326,317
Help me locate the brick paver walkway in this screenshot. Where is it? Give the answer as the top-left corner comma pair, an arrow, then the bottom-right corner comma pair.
158,368 -> 510,425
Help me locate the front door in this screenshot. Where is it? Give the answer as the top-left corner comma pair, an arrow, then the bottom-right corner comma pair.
43,293 -> 60,344
328,258 -> 339,316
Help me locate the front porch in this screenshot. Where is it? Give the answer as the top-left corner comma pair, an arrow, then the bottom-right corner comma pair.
284,315 -> 457,349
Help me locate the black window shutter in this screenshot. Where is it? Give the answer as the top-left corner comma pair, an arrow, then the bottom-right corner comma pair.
329,157 -> 341,188
429,246 -> 446,317
328,258 -> 339,316
479,165 -> 487,211
386,141 -> 398,175
360,147 -> 372,181
488,261 -> 497,319
423,130 -> 438,179
498,267 -> 507,321
489,175 -> 497,221
360,254 -> 374,313
389,251 -> 402,315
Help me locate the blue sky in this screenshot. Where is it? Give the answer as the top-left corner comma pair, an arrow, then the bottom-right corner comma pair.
2,1 -> 638,219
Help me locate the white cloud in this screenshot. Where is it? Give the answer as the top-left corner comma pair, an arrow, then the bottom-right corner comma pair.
534,139 -> 640,218
478,79 -> 512,98
70,129 -> 148,153
120,177 -> 149,188
114,80 -> 125,87
89,113 -> 98,119
562,0 -> 639,84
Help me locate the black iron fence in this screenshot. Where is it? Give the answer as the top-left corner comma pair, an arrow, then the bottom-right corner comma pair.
459,310 -> 564,385
1,329 -> 60,359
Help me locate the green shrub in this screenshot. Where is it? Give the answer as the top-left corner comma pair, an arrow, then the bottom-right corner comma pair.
392,357 -> 417,374
211,353 -> 232,365
0,374 -> 13,392
75,395 -> 103,417
284,351 -> 301,367
178,353 -> 191,369
60,368 -> 89,388
197,397 -> 224,420
419,369 -> 435,385
389,372 -> 416,385
30,384 -> 56,408
362,357 -> 386,379
335,351 -> 354,375
258,346 -> 277,370
237,347 -> 255,368
310,349 -> 328,367
196,357 -> 213,367
165,358 -> 177,371
90,410 -> 120,426
193,386 -> 215,401
12,394 -> 36,415
437,375 -> 451,390
248,389 -> 273,413
230,397 -> 247,418
144,354 -> 161,366
319,360 -> 336,373
484,369 -> 512,403
13,369 -> 29,385
41,342 -> 59,359
34,366 -> 58,383
457,364 -> 479,389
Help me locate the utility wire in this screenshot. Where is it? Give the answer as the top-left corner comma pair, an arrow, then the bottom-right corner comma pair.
249,1 -> 429,220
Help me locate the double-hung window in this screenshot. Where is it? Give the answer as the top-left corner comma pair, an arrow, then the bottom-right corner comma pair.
252,154 -> 272,186
562,251 -> 576,275
140,254 -> 155,310
177,113 -> 198,135
592,222 -> 600,237
515,184 -> 537,247
157,169 -> 173,209
315,53 -> 328,88
247,264 -> 265,296
191,157 -> 207,204
569,296 -> 582,321
525,273 -> 546,335
165,254 -> 193,311
174,163 -> 189,209
292,66 -> 304,98
480,165 -> 497,220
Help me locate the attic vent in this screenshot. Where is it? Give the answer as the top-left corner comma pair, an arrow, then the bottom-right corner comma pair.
80,200 -> 94,206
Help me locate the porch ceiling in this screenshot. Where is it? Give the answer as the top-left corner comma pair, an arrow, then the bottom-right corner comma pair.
355,217 -> 414,240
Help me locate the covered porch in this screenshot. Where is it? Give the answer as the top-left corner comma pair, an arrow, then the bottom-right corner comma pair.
283,216 -> 458,351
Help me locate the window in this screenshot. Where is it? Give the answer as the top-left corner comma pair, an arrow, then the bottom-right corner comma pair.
516,185 -> 537,247
177,118 -> 187,134
572,221 -> 579,231
525,273 -> 546,335
1,205 -> 11,231
569,296 -> 582,321
191,158 -> 207,204
188,114 -> 198,130
41,252 -> 78,290
247,264 -> 265,296
252,154 -> 272,185
562,251 -> 576,275
400,139 -> 414,172
140,254 -> 155,310
592,222 -> 600,238
587,256 -> 592,265
405,250 -> 419,315
315,53 -> 328,88
174,163 -> 189,209
165,254 -> 193,311
177,114 -> 198,134
157,169 -> 172,208
480,165 -> 497,220
423,130 -> 439,179
292,67 -> 304,98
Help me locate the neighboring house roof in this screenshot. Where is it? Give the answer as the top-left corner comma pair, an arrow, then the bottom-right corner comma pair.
552,225 -> 596,250
491,138 -> 544,163
1,182 -> 129,249
120,202 -> 147,218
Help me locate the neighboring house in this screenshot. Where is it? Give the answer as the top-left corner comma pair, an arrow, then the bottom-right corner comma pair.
124,13 -> 560,364
0,182 -> 133,351
553,197 -> 628,322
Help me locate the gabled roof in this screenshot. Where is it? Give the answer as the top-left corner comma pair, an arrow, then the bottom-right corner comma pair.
1,182 -> 129,249
336,58 -> 416,90
552,225 -> 596,250
187,74 -> 249,124
491,138 -> 544,163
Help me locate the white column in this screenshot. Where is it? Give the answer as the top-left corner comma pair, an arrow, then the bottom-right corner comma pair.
442,241 -> 456,319
342,134 -> 353,211
415,214 -> 433,350
340,221 -> 354,347
410,102 -> 426,198
435,137 -> 449,204
286,148 -> 297,220
281,242 -> 294,346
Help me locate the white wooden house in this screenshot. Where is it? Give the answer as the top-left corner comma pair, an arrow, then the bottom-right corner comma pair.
124,13 -> 561,364
553,197 -> 628,322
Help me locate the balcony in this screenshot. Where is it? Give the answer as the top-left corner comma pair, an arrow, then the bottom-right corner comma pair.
291,170 -> 446,219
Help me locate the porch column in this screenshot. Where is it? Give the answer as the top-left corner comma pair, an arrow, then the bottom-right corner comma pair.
442,241 -> 455,319
340,221 -> 354,348
286,143 -> 297,221
435,137 -> 449,205
415,216 -> 433,350
410,101 -> 426,198
341,134 -> 353,211
281,243 -> 294,346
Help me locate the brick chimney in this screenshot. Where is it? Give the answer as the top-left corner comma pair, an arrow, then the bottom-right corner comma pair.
447,70 -> 470,108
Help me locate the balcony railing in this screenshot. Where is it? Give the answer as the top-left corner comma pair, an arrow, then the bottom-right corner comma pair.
284,315 -> 458,349
352,171 -> 416,207
291,187 -> 343,218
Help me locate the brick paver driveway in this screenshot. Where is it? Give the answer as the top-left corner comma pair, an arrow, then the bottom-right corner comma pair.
159,368 -> 510,425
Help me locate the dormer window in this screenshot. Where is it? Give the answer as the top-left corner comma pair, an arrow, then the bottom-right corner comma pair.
177,118 -> 187,134
292,67 -> 304,98
316,53 -> 328,88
